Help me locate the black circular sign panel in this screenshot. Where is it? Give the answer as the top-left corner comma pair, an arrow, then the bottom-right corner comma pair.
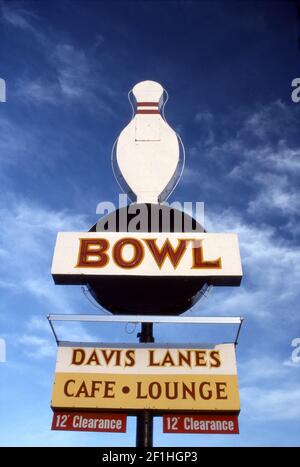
88,204 -> 207,315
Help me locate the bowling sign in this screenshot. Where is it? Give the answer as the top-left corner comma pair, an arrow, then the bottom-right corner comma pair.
51,344 -> 240,413
51,232 -> 242,286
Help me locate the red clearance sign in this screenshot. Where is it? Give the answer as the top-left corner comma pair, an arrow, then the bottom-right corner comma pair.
163,414 -> 239,434
51,411 -> 126,433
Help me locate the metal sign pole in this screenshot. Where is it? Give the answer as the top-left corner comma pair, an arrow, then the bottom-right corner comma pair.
136,322 -> 154,447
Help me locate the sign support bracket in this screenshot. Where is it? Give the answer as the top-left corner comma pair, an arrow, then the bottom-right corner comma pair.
234,317 -> 244,347
48,316 -> 59,345
47,314 -> 244,347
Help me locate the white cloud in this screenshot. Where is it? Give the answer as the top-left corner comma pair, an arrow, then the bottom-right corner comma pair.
2,3 -> 114,109
1,4 -> 36,30
283,359 -> 300,368
54,321 -> 97,343
0,114 -> 36,164
195,208 -> 300,323
229,143 -> 300,178
51,44 -> 92,100
27,315 -> 50,332
19,334 -> 55,359
195,110 -> 213,123
0,194 -> 105,358
238,356 -> 296,385
190,100 -> 300,223
94,34 -> 105,49
240,100 -> 297,142
241,386 -> 300,421
14,43 -> 99,106
247,173 -> 300,216
23,278 -> 76,313
19,330 -> 100,359
193,110 -> 215,146
0,196 -> 88,312
181,166 -> 201,184
15,79 -> 59,104
1,3 -> 45,43
224,102 -> 300,219
16,314 -> 99,359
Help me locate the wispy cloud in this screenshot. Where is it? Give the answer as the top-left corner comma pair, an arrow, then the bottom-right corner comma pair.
15,314 -> 99,360
193,110 -> 215,146
1,3 -> 116,111
19,334 -> 56,359
238,356 -> 297,385
181,166 -> 201,184
241,386 -> 300,421
247,173 -> 300,216
51,43 -> 94,100
194,208 -> 300,324
240,100 -> 298,142
16,42 -> 108,106
187,100 -> 300,236
0,114 -> 36,165
15,79 -> 60,105
175,103 -> 300,339
2,3 -> 37,30
229,143 -> 300,178
27,315 -> 50,332
1,2 -> 45,42
0,196 -> 88,312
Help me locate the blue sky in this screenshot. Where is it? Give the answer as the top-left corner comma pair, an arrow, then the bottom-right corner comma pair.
0,0 -> 300,447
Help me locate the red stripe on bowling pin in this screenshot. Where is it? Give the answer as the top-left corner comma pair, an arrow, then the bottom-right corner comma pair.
136,102 -> 158,107
136,109 -> 160,114
136,102 -> 160,114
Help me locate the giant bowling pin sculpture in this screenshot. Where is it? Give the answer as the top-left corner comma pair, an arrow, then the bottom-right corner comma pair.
113,80 -> 183,204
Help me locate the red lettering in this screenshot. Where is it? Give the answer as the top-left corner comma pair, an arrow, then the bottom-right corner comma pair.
113,238 -> 144,268
76,239 -> 109,267
144,238 -> 187,269
192,241 -> 222,269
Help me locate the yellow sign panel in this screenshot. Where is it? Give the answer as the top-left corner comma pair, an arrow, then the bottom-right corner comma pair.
51,345 -> 240,412
52,373 -> 239,411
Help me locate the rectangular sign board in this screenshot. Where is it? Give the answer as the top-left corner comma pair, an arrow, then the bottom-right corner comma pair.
51,232 -> 242,286
51,411 -> 126,432
51,344 -> 240,413
163,414 -> 239,434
